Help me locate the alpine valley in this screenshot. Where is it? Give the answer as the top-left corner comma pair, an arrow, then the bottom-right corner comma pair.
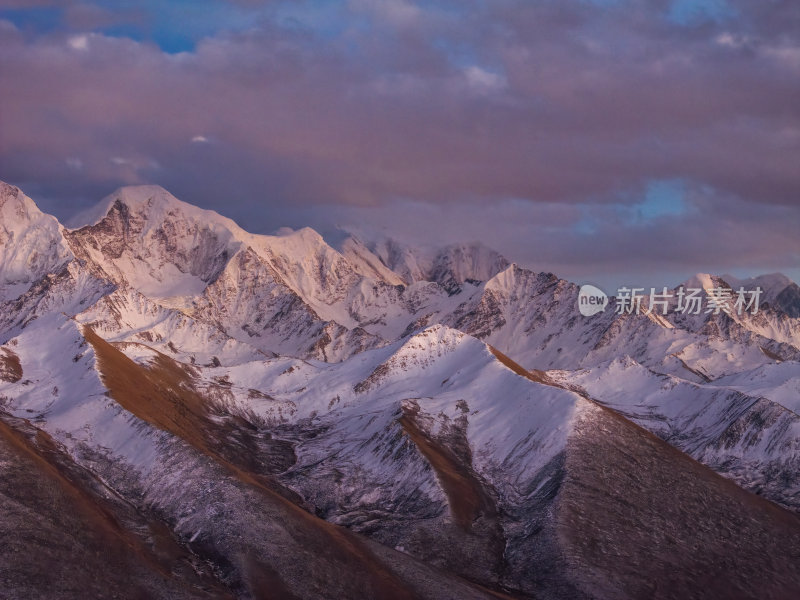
1,180 -> 799,600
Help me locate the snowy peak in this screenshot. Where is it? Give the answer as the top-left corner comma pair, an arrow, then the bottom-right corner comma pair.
65,186 -> 245,301
680,272 -> 729,293
69,184 -> 245,236
680,271 -> 800,318
392,323 -> 470,360
0,181 -> 73,301
483,262 -> 561,295
0,182 -> 60,236
366,235 -> 431,284
427,242 -> 510,292
354,325 -> 486,394
720,273 -> 800,316
335,235 -> 407,286
0,181 -> 32,214
681,271 -> 795,298
72,188 -> 370,306
337,231 -> 509,290
721,272 -> 794,298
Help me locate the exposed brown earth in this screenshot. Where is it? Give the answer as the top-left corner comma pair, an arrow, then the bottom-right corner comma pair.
760,345 -> 784,362
83,326 -> 420,599
559,403 -> 800,600
0,346 -> 23,382
396,401 -> 514,596
488,346 -> 554,386
83,327 -> 212,452
485,345 -> 800,599
398,403 -> 495,530
83,325 -> 507,600
0,412 -> 233,600
670,353 -> 713,383
26,325 -> 799,599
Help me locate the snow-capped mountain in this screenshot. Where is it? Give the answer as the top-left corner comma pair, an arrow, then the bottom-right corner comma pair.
2,181 -> 799,599
721,272 -> 800,317
331,229 -> 510,291
0,182 -> 73,302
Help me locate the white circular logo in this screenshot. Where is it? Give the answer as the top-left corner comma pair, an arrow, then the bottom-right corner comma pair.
578,284 -> 608,316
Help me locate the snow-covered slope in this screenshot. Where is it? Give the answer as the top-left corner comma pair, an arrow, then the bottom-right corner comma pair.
3,179 -> 800,599
549,356 -> 800,510
0,315 -> 513,599
714,360 -> 800,413
5,312 -> 799,598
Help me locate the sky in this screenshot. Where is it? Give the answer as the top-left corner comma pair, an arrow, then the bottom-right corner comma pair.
0,0 -> 798,290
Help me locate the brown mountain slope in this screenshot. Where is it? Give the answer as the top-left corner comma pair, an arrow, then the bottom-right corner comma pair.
0,412 -> 232,600
558,402 -> 800,600
82,325 -> 512,600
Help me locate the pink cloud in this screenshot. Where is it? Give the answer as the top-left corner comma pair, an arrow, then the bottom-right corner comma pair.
0,0 -> 797,281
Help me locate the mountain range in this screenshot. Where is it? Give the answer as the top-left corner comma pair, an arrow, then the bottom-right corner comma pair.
1,180 -> 799,599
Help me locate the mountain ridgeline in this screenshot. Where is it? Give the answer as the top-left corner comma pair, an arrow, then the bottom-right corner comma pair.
2,181 -> 800,600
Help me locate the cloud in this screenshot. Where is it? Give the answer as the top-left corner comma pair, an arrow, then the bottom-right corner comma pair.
67,33 -> 89,50
306,186 -> 799,291
0,1 -> 60,6
0,0 -> 797,283
65,157 -> 83,170
463,65 -> 505,93
349,0 -> 422,28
